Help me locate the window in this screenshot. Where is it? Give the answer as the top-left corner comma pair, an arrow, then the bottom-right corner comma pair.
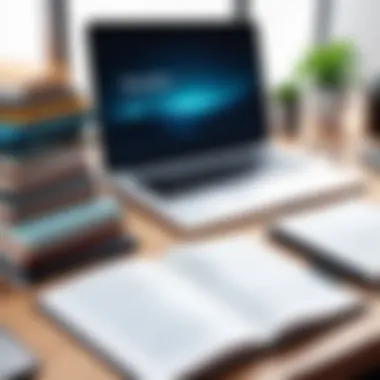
0,0 -> 49,71
255,0 -> 317,86
0,1 -> 317,89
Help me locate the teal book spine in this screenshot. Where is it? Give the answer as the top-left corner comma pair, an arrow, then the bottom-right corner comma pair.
12,198 -> 122,250
0,113 -> 88,144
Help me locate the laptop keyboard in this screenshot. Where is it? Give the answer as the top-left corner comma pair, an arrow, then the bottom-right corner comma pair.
145,164 -> 252,196
143,151 -> 305,197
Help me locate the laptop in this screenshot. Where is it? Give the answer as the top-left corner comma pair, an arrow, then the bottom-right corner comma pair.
88,21 -> 361,232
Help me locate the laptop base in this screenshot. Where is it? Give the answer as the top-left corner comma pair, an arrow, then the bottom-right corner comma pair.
115,148 -> 362,235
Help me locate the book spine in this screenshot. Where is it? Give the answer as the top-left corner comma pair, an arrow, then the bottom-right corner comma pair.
0,91 -> 80,119
0,151 -> 89,192
0,174 -> 99,224
13,198 -> 122,252
0,112 -> 87,135
0,88 -> 72,109
6,217 -> 123,267
0,172 -> 94,204
0,234 -> 133,285
0,182 -> 97,225
0,131 -> 82,157
27,220 -> 124,267
0,142 -> 82,176
0,114 -> 89,153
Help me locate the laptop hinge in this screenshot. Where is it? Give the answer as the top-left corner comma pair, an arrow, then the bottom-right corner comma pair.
234,0 -> 252,23
132,142 -> 271,181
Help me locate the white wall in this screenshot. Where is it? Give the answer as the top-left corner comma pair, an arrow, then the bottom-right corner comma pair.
255,0 -> 316,86
68,0 -> 316,94
332,0 -> 380,80
0,0 -> 48,70
0,0 -> 316,90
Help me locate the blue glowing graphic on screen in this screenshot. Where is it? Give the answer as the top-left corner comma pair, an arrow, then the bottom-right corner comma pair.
112,79 -> 249,139
161,83 -> 246,118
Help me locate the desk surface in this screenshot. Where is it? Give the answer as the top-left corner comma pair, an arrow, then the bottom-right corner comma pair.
2,154 -> 380,380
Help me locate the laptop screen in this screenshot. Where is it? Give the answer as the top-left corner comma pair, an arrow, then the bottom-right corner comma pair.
89,23 -> 267,168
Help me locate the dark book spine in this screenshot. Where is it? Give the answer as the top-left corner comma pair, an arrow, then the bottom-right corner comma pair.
0,235 -> 136,285
0,174 -> 99,224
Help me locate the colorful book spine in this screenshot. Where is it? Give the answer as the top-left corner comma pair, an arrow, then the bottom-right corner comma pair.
0,113 -> 89,151
0,95 -> 84,122
0,142 -> 83,177
16,197 -> 120,244
1,198 -> 124,265
0,151 -> 89,193
0,174 -> 99,224
0,234 -> 132,284
0,132 -> 82,157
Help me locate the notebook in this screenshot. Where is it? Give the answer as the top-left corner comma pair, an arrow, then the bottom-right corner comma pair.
271,201 -> 380,282
40,237 -> 360,380
0,329 -> 38,380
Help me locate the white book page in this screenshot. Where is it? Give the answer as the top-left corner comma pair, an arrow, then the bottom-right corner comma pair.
42,259 -> 261,380
165,237 -> 359,339
67,0 -> 232,96
0,0 -> 48,72
276,201 -> 380,280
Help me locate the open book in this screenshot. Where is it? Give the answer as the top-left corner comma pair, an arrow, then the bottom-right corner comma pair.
40,237 -> 361,380
271,201 -> 380,282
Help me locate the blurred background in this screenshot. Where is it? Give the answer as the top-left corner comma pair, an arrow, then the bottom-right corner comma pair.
2,0 -> 380,155
2,0 -> 379,83
2,0 -> 379,88
2,2 -> 380,380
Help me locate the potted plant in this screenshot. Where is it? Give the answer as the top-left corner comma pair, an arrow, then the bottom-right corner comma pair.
297,41 -> 356,148
273,81 -> 300,137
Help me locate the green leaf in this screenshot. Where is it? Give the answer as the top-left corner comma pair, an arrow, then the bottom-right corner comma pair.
296,40 -> 356,89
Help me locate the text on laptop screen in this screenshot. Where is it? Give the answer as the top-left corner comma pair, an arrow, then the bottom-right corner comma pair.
90,24 -> 266,168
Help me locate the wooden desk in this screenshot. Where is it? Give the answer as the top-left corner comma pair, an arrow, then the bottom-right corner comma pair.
2,162 -> 380,380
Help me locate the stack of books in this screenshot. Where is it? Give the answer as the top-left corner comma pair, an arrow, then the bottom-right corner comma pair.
0,72 -> 133,284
